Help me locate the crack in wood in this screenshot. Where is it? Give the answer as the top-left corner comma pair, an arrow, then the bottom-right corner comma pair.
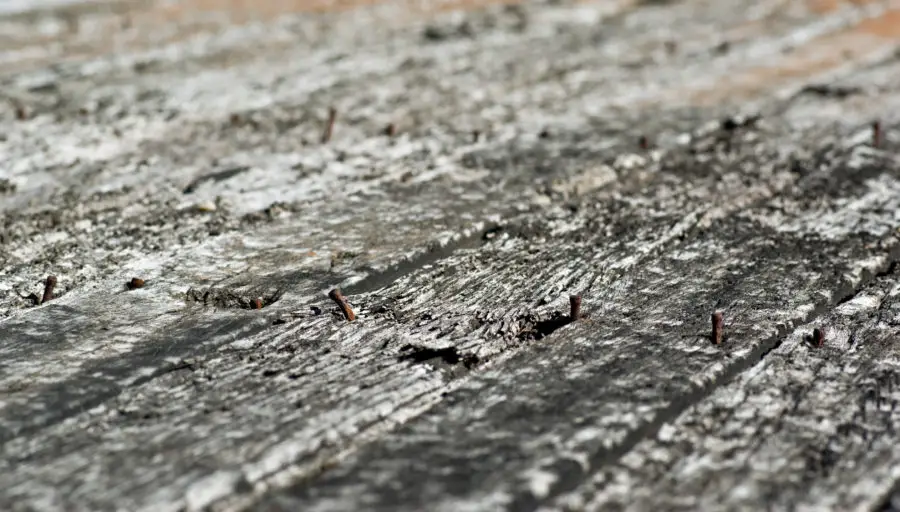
182,166 -> 251,195
185,286 -> 284,310
397,344 -> 480,370
344,221 -> 503,296
507,252 -> 900,510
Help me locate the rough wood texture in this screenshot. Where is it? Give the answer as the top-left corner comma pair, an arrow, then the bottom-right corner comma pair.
549,267 -> 900,511
3,0 -> 900,511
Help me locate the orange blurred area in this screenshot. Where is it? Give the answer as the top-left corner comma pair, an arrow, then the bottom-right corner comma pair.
676,4 -> 900,106
149,0 -> 529,22
5,0 -> 900,109
806,0 -> 879,13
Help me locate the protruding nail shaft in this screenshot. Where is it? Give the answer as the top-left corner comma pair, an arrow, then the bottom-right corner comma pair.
329,288 -> 355,322
321,107 -> 337,144
872,120 -> 882,148
569,295 -> 582,321
42,275 -> 57,304
711,311 -> 724,345
813,327 -> 824,347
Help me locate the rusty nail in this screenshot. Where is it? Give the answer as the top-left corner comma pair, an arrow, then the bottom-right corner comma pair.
569,295 -> 582,321
384,123 -> 396,137
127,277 -> 145,290
328,288 -> 355,322
711,311 -> 724,345
813,327 -> 825,347
872,120 -> 882,148
42,275 -> 57,304
639,135 -> 649,150
254,297 -> 263,310
321,107 -> 337,144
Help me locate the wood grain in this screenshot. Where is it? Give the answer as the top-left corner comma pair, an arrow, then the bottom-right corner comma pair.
2,0 -> 900,511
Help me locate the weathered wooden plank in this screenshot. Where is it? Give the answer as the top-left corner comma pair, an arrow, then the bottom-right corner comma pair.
538,56 -> 900,512
4,118 -> 895,511
248,138 -> 900,511
3,0 -> 900,511
1,0 -> 679,316
2,0 -> 815,444
0,126 -> 674,510
4,0 -> 664,445
3,0 -> 890,326
549,268 -> 900,512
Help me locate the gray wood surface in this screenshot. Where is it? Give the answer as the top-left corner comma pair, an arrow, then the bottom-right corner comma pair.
3,0 -> 900,511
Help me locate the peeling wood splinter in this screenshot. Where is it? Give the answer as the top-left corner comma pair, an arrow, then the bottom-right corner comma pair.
813,327 -> 825,347
711,311 -> 724,345
321,107 -> 337,144
329,288 -> 355,322
569,295 -> 582,321
42,275 -> 57,304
